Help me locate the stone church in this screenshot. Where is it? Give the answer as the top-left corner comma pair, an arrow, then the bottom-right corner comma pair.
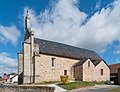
18,11 -> 110,84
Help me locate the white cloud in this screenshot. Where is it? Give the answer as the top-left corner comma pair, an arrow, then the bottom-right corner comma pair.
116,59 -> 120,63
113,43 -> 120,55
0,65 -> 17,76
98,49 -> 107,55
0,25 -> 20,45
0,52 -> 17,68
0,52 -> 17,75
80,0 -> 120,51
95,0 -> 101,10
25,0 -> 120,52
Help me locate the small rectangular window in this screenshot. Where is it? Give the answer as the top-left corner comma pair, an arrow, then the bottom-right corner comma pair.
52,60 -> 54,67
101,69 -> 103,75
64,70 -> 67,75
88,61 -> 90,67
51,57 -> 55,67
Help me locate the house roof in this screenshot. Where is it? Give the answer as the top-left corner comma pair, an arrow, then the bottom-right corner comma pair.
2,75 -> 9,80
10,74 -> 18,79
0,78 -> 2,81
73,58 -> 101,66
74,59 -> 110,68
7,73 -> 17,76
34,38 -> 102,61
73,59 -> 88,66
109,63 -> 120,74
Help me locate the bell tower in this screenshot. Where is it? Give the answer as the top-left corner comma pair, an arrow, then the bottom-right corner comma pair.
23,10 -> 34,83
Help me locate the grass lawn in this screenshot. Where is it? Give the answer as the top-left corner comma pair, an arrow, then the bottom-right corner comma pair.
57,81 -> 95,90
35,81 -> 60,84
109,87 -> 120,92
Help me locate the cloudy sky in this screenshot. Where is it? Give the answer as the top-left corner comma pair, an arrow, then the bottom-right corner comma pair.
0,0 -> 120,76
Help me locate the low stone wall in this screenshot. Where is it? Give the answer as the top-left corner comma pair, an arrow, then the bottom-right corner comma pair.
0,85 -> 55,92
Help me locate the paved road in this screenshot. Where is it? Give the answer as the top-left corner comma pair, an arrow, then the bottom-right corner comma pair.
70,85 -> 119,92
48,84 -> 119,92
48,84 -> 67,92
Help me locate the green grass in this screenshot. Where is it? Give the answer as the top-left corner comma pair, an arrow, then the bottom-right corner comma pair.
42,81 -> 60,84
109,87 -> 120,92
94,81 -> 105,85
57,81 -> 95,90
34,81 -> 60,85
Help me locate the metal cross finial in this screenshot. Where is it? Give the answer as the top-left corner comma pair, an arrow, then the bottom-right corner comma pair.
26,10 -> 29,17
27,9 -> 28,13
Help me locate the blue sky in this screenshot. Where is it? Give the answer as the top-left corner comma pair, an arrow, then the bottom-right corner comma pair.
0,0 -> 120,75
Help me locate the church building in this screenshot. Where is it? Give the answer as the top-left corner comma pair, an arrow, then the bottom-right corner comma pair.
18,11 -> 110,84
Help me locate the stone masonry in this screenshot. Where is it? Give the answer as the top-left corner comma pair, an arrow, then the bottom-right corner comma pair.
74,59 -> 110,82
34,54 -> 79,83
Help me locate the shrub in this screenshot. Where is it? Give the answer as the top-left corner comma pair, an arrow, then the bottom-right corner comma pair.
60,75 -> 69,85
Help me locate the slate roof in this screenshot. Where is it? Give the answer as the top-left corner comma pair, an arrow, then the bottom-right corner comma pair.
73,59 -> 88,66
74,58 -> 101,67
73,58 -> 110,67
34,38 -> 102,61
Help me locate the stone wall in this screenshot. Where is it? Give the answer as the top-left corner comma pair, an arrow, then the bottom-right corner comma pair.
28,53 -> 110,83
23,42 -> 31,83
74,65 -> 83,81
34,55 -> 41,83
94,61 -> 110,82
78,59 -> 110,82
83,59 -> 95,81
22,30 -> 34,84
34,54 -> 79,83
0,85 -> 55,92
18,53 -> 23,75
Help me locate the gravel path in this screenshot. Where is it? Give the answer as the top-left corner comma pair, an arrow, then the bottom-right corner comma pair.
70,85 -> 119,92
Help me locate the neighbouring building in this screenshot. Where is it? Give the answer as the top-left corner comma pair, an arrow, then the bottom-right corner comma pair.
0,76 -> 4,84
0,73 -> 18,84
2,73 -> 9,83
18,11 -> 110,84
109,63 -> 120,84
7,73 -> 18,83
118,68 -> 120,85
